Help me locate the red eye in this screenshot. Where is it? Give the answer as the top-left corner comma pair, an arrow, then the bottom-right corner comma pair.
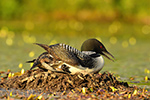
100,46 -> 102,48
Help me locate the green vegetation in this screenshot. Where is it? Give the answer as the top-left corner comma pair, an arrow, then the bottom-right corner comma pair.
0,0 -> 150,22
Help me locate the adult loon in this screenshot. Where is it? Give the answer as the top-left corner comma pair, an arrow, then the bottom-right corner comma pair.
27,38 -> 115,74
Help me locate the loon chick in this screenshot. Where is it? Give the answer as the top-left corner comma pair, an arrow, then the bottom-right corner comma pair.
27,52 -> 70,72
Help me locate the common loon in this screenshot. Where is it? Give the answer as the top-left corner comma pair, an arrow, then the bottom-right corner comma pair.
27,38 -> 115,74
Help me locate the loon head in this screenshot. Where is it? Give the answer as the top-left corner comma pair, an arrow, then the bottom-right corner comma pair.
81,38 -> 115,61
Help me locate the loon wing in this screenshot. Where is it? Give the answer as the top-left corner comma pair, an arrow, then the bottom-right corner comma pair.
35,43 -> 92,67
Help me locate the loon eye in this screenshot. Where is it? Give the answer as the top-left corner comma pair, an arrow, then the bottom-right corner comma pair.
100,45 -> 102,48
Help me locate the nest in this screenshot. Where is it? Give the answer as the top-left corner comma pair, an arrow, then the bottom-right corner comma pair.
0,69 -> 129,93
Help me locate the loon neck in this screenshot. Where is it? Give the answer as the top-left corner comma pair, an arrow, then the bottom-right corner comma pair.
82,51 -> 100,57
